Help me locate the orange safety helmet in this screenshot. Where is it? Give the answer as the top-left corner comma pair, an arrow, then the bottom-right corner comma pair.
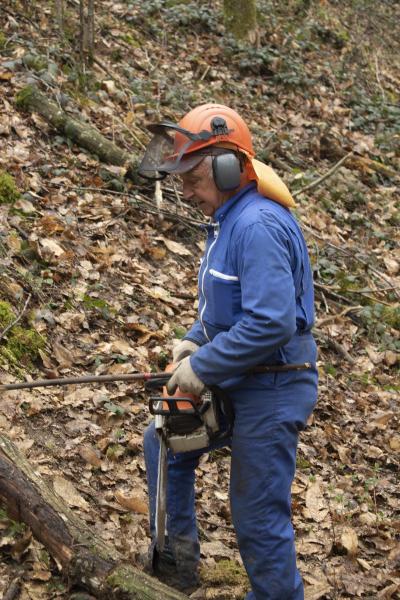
173,103 -> 255,159
138,103 -> 254,179
138,103 -> 295,208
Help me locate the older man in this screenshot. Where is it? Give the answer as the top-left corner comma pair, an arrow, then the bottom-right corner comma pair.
139,104 -> 318,600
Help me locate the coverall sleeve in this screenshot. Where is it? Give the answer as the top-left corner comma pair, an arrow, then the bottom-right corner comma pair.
190,217 -> 297,385
183,319 -> 208,346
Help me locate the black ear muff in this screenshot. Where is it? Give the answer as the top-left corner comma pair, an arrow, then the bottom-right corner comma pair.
212,153 -> 241,191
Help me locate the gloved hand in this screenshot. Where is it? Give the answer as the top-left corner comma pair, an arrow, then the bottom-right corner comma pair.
166,356 -> 206,397
172,339 -> 199,363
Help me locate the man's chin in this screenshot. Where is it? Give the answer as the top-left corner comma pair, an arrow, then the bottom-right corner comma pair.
198,204 -> 213,217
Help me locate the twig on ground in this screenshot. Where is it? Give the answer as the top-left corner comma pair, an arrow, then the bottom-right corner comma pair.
154,180 -> 163,213
325,242 -> 400,301
317,305 -> 363,327
3,576 -> 22,600
315,283 -> 353,306
0,294 -> 31,343
293,152 -> 353,197
73,186 -> 205,228
303,226 -> 400,301
314,328 -> 356,365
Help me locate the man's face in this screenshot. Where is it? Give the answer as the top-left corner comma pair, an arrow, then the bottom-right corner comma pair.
180,158 -> 227,218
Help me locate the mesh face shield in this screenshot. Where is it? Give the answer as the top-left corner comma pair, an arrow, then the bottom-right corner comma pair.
138,122 -> 216,180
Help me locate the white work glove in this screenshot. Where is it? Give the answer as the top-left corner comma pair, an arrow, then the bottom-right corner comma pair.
172,339 -> 199,363
166,356 -> 206,397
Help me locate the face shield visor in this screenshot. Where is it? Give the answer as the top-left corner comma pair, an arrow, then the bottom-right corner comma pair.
138,120 -> 231,180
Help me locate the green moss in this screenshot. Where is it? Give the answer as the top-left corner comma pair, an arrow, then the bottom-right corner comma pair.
200,559 -> 248,587
0,301 -> 15,329
0,32 -> 6,49
381,305 -> 400,329
106,444 -> 125,461
297,455 -> 312,469
106,565 -> 176,597
15,85 -> 37,111
0,171 -> 20,205
6,326 -> 45,363
121,33 -> 140,48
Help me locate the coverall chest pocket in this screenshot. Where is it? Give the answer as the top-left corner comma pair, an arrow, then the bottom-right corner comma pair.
207,269 -> 241,328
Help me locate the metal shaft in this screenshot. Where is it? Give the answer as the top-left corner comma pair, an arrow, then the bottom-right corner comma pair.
0,371 -> 169,393
0,363 -> 312,394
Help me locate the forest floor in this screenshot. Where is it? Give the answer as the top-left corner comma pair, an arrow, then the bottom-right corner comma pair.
0,1 -> 399,599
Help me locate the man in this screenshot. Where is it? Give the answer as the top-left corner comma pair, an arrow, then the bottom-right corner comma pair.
139,104 -> 318,599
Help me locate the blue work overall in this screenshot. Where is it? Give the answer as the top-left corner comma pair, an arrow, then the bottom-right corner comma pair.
144,184 -> 318,599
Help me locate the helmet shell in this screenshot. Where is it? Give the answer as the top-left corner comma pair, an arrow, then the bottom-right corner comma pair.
174,103 -> 255,158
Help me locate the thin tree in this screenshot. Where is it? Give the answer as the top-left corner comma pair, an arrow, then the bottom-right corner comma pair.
79,0 -> 95,67
55,0 -> 64,33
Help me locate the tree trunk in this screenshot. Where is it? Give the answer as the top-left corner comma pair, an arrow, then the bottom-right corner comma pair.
55,0 -> 64,32
88,0 -> 95,66
79,0 -> 86,67
0,433 -> 188,600
223,0 -> 257,42
15,85 -> 139,182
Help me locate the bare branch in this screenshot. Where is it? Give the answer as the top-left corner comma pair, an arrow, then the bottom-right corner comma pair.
0,294 -> 31,343
293,152 -> 353,198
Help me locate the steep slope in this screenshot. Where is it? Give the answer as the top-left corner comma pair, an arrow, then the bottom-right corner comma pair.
0,1 -> 399,598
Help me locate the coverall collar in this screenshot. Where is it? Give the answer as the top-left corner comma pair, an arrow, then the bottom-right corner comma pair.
213,182 -> 257,224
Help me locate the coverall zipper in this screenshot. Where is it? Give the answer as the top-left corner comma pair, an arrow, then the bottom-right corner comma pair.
199,222 -> 219,342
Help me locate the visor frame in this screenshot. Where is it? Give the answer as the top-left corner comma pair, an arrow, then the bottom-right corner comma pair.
138,118 -> 241,180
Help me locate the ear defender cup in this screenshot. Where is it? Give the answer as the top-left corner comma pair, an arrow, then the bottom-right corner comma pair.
212,153 -> 242,191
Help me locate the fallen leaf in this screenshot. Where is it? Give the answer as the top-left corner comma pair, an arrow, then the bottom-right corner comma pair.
53,476 -> 89,509
158,237 -> 192,256
102,79 -> 117,94
297,537 -> 326,556
64,388 -> 95,408
31,566 -> 52,581
39,238 -> 65,259
384,351 -> 399,367
127,434 -> 143,453
52,340 -> 74,367
201,540 -> 235,559
79,445 -> 102,468
114,490 -> 148,514
304,481 -> 329,522
14,198 -> 36,213
340,527 -> 358,556
383,256 -> 399,275
389,436 -> 400,451
304,582 -> 332,600
359,512 -> 377,526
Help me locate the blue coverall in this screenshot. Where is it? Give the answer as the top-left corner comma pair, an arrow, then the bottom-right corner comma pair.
144,183 -> 318,599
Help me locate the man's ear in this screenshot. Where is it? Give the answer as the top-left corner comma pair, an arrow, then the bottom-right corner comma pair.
212,154 -> 241,191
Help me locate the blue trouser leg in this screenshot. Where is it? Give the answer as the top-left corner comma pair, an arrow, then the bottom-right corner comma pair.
231,422 -> 304,600
144,421 -> 228,587
228,370 -> 317,600
144,421 -> 201,585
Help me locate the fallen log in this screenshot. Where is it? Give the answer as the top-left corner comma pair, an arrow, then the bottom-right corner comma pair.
15,85 -> 140,182
0,433 -> 188,600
